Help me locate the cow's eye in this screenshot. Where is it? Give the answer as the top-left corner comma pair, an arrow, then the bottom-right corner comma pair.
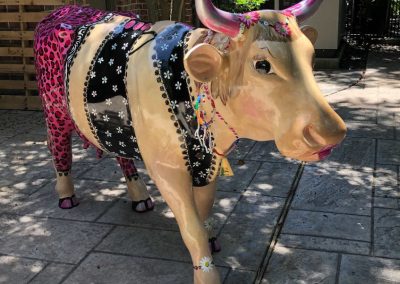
254,60 -> 273,74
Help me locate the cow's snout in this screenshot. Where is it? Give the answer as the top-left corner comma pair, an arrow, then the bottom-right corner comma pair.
303,120 -> 347,148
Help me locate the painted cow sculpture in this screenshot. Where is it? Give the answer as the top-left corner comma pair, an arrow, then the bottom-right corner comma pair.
34,0 -> 346,282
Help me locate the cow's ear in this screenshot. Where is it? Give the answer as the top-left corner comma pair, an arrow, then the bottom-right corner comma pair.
184,43 -> 224,83
301,26 -> 318,45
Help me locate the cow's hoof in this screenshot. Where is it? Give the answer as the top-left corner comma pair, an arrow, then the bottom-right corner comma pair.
209,237 -> 221,253
58,195 -> 80,209
132,197 -> 154,213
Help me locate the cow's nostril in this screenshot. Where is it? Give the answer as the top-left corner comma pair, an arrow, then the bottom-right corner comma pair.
303,124 -> 325,147
303,122 -> 347,147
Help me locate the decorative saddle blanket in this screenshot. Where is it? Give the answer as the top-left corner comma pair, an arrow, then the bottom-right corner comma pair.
65,16 -> 151,160
153,24 -> 216,186
65,16 -> 216,186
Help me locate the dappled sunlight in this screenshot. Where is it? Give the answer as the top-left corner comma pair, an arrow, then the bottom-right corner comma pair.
315,69 -> 365,95
215,195 -> 240,210
380,268 -> 400,282
98,188 -> 126,197
0,255 -> 44,283
273,243 -> 292,255
0,46 -> 398,281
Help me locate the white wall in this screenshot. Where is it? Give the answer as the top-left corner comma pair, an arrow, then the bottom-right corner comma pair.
275,0 -> 342,50
301,0 -> 341,50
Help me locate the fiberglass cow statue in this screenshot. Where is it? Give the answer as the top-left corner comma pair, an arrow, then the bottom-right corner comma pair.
34,0 -> 346,282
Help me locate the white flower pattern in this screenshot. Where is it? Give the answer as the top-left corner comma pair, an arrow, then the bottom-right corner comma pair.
181,71 -> 187,79
164,70 -> 172,79
170,100 -> 178,109
118,111 -> 125,119
161,43 -> 169,51
121,42 -> 129,50
170,53 -> 178,62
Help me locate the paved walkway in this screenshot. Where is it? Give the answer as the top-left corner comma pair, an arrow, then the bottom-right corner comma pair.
0,48 -> 399,283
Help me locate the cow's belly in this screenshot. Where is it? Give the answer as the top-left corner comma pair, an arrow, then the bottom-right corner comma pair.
67,15 -> 147,159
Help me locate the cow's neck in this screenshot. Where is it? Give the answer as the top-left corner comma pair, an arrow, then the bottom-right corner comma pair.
212,93 -> 241,155
193,82 -> 240,156
187,29 -> 245,155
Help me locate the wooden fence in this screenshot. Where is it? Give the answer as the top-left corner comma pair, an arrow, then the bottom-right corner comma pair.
0,0 -> 193,110
0,0 -> 87,110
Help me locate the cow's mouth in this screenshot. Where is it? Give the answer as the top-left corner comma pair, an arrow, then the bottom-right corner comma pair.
314,144 -> 336,160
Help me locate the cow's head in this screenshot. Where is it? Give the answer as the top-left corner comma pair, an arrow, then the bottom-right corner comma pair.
184,0 -> 346,162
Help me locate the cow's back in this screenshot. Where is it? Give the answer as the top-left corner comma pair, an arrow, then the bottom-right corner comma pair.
34,5 -> 139,149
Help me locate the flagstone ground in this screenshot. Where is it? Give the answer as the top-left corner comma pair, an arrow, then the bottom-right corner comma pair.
0,47 -> 399,283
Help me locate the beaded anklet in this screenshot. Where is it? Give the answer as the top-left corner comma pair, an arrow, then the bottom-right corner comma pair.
193,256 -> 215,272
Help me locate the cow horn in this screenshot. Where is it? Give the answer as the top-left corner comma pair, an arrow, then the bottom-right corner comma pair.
283,0 -> 323,23
195,0 -> 241,38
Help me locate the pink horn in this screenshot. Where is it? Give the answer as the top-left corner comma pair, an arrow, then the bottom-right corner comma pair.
195,0 -> 241,37
283,0 -> 323,22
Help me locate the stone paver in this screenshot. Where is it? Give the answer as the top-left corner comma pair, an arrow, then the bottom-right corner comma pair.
374,208 -> 400,259
291,166 -> 372,216
245,141 -> 295,163
339,255 -> 400,284
29,263 -> 74,284
223,269 -> 256,284
0,255 -> 45,284
228,139 -> 256,161
374,197 -> 400,209
217,161 -> 261,193
316,137 -> 376,170
282,210 -> 371,242
377,140 -> 400,165
0,215 -> 112,264
247,162 -> 299,197
262,247 -> 338,284
98,190 -> 241,233
375,165 -> 399,198
278,234 -> 370,255
0,180 -> 128,221
214,195 -> 286,270
64,252 -> 229,284
96,226 -> 190,262
345,121 -> 395,139
1,49 -> 400,283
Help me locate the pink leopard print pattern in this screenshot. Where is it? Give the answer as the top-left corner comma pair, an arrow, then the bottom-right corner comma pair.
34,5 -> 140,178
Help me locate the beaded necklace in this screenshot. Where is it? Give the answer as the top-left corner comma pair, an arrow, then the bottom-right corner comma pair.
195,83 -> 239,157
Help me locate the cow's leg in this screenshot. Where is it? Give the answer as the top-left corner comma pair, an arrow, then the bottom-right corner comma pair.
148,164 -> 221,284
193,180 -> 221,253
45,106 -> 79,209
115,157 -> 154,212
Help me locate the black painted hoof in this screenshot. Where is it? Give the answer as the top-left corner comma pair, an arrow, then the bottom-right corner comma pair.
209,237 -> 221,253
132,197 -> 154,213
58,195 -> 80,209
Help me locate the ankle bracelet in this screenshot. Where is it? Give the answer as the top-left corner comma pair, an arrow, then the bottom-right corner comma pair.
193,256 -> 214,272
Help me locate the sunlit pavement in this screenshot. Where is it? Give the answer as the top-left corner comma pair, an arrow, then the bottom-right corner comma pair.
0,47 -> 399,283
